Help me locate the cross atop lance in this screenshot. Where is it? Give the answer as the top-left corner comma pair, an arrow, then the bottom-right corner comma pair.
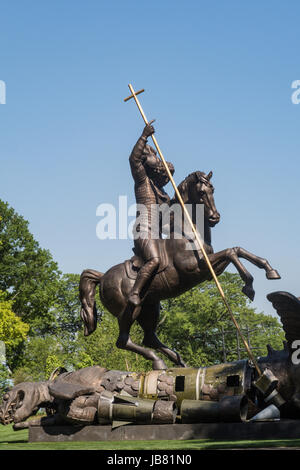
124,83 -> 263,376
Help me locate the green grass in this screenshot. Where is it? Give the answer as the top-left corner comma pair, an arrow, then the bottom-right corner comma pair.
1,425 -> 300,450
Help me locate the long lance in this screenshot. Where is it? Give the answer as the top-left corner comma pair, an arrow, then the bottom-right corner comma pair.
124,84 -> 262,376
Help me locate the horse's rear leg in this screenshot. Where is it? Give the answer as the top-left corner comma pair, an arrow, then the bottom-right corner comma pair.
116,304 -> 165,370
138,301 -> 186,368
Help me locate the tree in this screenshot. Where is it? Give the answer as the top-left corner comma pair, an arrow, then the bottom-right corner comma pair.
0,201 -> 61,333
158,272 -> 285,367
0,290 -> 29,352
12,336 -> 68,383
0,289 -> 29,374
0,365 -> 11,398
45,273 -> 82,340
12,314 -> 152,383
73,314 -> 152,373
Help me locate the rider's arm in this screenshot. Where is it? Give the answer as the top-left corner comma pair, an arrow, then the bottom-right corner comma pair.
129,135 -> 148,183
129,123 -> 155,183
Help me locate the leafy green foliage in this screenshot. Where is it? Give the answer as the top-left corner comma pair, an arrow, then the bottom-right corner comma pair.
0,202 -> 61,333
46,273 -> 82,339
12,336 -> 65,383
0,364 -> 11,397
73,314 -> 152,372
0,290 -> 29,348
12,314 -> 151,383
158,273 -> 285,367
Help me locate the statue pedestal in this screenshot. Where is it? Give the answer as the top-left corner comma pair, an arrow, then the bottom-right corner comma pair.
29,420 -> 300,442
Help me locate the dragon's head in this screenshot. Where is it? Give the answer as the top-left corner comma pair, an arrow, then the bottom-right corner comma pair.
0,381 -> 51,425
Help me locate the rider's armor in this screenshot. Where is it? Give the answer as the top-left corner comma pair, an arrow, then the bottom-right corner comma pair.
128,130 -> 174,307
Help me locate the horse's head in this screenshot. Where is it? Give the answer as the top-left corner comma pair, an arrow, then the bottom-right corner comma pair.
177,171 -> 220,227
0,381 -> 51,425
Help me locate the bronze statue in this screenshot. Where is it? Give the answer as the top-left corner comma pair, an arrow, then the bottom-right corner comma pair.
79,123 -> 280,370
1,86 -> 294,438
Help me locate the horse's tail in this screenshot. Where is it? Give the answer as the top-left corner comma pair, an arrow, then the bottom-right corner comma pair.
79,269 -> 103,336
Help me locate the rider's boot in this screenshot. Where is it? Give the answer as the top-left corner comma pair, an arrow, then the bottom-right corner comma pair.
128,258 -> 159,307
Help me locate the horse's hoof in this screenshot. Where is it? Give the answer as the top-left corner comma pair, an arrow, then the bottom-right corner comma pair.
266,269 -> 281,280
153,359 -> 167,370
242,285 -> 255,301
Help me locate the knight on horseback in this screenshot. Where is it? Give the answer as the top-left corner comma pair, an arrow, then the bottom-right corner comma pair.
128,122 -> 175,307
79,88 -> 281,370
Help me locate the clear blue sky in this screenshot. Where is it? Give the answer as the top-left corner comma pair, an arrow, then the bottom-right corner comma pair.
1,1 -> 299,317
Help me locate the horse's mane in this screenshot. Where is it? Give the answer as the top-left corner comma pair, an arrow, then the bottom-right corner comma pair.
176,171 -> 207,203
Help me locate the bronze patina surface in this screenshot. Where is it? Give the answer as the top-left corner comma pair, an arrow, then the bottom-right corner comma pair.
79,121 -> 280,370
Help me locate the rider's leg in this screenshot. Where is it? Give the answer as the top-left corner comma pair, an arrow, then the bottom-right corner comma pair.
128,238 -> 160,307
128,258 -> 160,306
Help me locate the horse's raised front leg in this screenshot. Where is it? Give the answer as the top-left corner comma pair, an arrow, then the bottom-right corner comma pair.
231,247 -> 280,280
116,304 -> 166,370
209,249 -> 256,300
209,247 -> 280,301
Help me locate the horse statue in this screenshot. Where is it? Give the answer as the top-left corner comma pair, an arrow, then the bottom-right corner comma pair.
79,170 -> 280,370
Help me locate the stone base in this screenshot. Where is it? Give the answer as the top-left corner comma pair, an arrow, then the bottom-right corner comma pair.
28,420 -> 300,442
